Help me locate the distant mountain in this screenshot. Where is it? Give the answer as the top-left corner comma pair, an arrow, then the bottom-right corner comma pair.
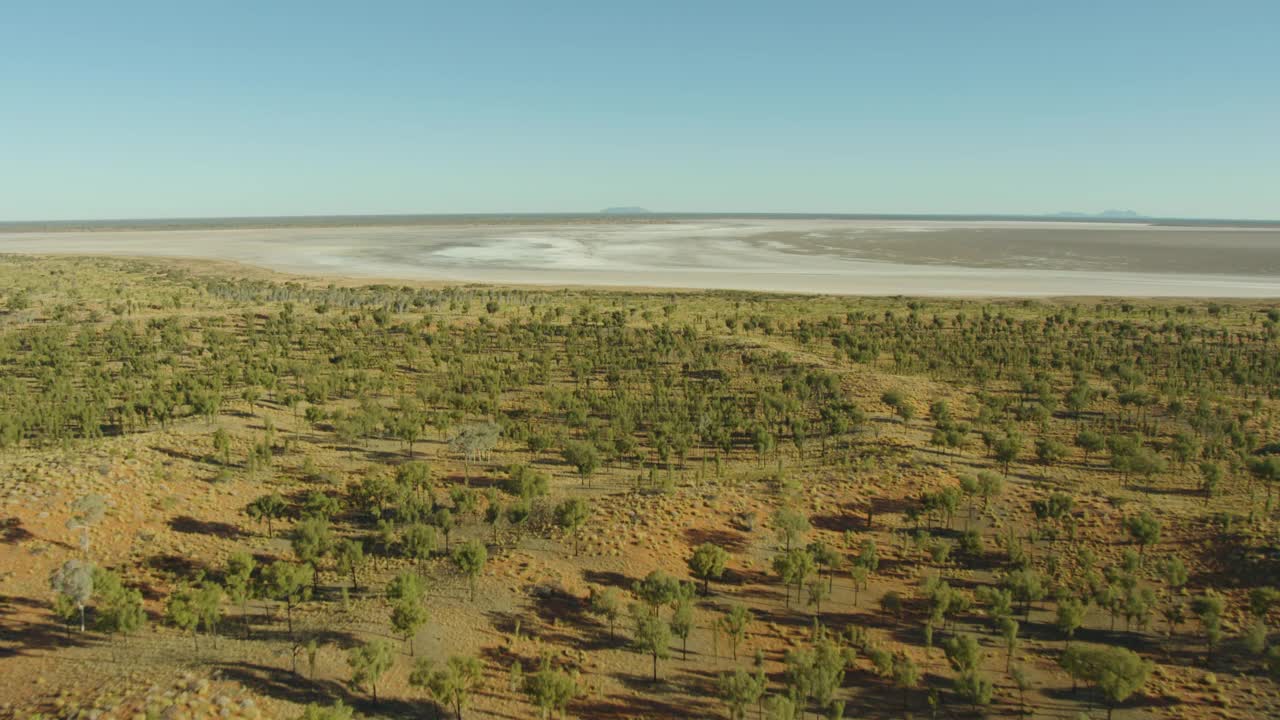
600,206 -> 651,215
1050,209 -> 1144,219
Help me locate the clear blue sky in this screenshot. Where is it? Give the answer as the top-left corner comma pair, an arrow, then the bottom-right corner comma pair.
3,1 -> 1277,220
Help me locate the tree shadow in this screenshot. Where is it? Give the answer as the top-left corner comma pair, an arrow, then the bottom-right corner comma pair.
146,552 -> 214,581
683,527 -> 749,553
0,595 -> 97,657
588,673 -> 721,718
751,604 -> 822,631
582,569 -> 635,591
1041,682 -> 1170,718
719,567 -> 772,588
243,625 -> 363,650
151,445 -> 220,466
0,517 -> 34,544
1192,530 -> 1280,591
168,515 -> 244,539
1130,483 -> 1204,497
811,510 -> 865,533
859,496 -> 915,531
530,588 -> 593,634
486,610 -> 543,643
215,660 -> 435,718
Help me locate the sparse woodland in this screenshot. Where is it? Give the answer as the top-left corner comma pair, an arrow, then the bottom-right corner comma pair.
2,254 -> 1279,719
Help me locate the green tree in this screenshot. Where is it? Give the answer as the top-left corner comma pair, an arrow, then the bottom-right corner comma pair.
772,549 -> 815,608
93,568 -> 146,645
891,652 -> 920,711
718,668 -> 766,720
523,660 -> 579,719
305,637 -> 320,678
807,579 -> 831,618
1191,593 -> 1225,661
631,602 -> 672,681
589,586 -> 624,640
977,470 -> 1004,510
393,410 -> 425,458
348,639 -> 394,703
212,427 -> 232,465
193,580 -> 224,648
808,540 -> 841,592
246,493 -> 287,537
1199,461 -> 1223,497
452,540 -> 488,602
291,517 -> 333,582
334,539 -> 365,593
484,490 -> 505,538
1060,644 -> 1152,720
633,570 -> 680,614
450,486 -> 480,518
265,560 -> 313,637
553,498 -> 590,556
784,636 -> 847,714
1076,429 -> 1105,461
502,463 -> 549,499
944,633 -> 982,675
1157,556 -> 1188,593
954,670 -> 994,709
391,598 -> 428,655
397,461 -> 434,499
688,542 -> 730,595
720,604 -> 752,660
356,472 -> 396,519
1171,432 -> 1200,467
762,694 -> 799,720
387,570 -> 427,603
225,551 -> 256,638
847,564 -> 869,607
1000,617 -> 1019,672
670,594 -> 695,660
854,537 -> 880,572
771,506 -> 810,551
1035,437 -> 1068,474
166,585 -> 201,650
1011,664 -> 1032,714
1123,510 -> 1161,560
1248,587 -> 1279,619
561,440 -> 601,487
880,590 -> 904,619
751,425 -> 775,465
301,490 -> 342,521
411,655 -> 484,720
1057,597 -> 1085,647
1248,455 -> 1280,506
402,523 -> 440,564
1002,567 -> 1046,621
994,433 -> 1023,477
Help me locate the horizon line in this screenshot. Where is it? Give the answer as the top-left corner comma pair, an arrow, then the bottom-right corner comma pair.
3,210 -> 1279,228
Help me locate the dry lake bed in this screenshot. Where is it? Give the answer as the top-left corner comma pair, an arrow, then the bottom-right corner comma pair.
3,216 -> 1280,296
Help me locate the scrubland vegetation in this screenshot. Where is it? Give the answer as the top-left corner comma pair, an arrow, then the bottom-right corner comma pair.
2,254 -> 1279,719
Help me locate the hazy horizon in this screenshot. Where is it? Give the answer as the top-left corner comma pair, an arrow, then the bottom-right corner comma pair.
4,209 -> 1279,228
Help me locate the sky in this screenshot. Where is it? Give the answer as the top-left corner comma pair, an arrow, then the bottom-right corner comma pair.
2,1 -> 1278,221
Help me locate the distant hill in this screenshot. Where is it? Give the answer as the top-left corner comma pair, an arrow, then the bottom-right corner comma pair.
1050,209 -> 1144,219
600,207 -> 651,215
